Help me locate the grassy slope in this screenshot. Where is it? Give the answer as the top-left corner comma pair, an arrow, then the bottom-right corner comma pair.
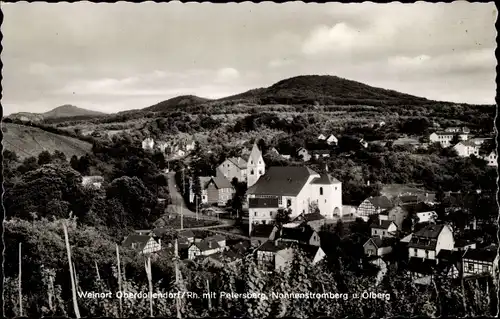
2,123 -> 92,159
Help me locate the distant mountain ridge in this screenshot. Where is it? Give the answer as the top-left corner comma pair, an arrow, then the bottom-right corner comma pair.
6,104 -> 106,123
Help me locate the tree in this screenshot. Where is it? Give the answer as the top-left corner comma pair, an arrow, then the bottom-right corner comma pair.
52,150 -> 67,163
3,149 -> 19,163
38,151 -> 53,165
275,208 -> 292,225
334,219 -> 345,238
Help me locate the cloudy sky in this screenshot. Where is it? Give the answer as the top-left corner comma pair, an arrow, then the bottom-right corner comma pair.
2,2 -> 497,115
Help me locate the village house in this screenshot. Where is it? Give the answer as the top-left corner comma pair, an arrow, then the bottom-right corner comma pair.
462,246 -> 499,278
312,150 -> 331,159
292,212 -> 326,232
317,134 -> 326,141
123,235 -> 162,254
429,132 -> 456,147
142,137 -> 155,151
188,238 -> 223,260
217,157 -> 248,183
246,166 -> 342,235
184,138 -> 196,152
156,141 -> 169,153
248,197 -> 280,225
250,224 -> 278,245
363,237 -> 396,258
198,173 -> 235,206
275,245 -> 326,271
275,223 -> 321,247
326,134 -> 338,145
408,224 -> 454,260
202,241 -> 251,267
357,196 -> 393,218
298,147 -> 311,162
484,150 -> 498,167
379,206 -> 409,229
370,220 -> 398,238
453,140 -> 481,157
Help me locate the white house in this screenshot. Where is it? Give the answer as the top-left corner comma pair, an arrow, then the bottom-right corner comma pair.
247,143 -> 266,188
326,134 -> 338,145
429,132 -> 455,147
370,220 -> 398,238
408,224 -> 454,260
142,138 -> 155,151
247,166 -> 342,235
317,134 -> 326,141
298,148 -> 311,162
184,138 -> 196,152
484,150 -> 498,167
82,176 -> 104,189
462,247 -> 499,277
416,211 -> 438,224
176,149 -> 186,157
188,238 -> 223,260
217,157 -> 248,183
453,140 -> 480,157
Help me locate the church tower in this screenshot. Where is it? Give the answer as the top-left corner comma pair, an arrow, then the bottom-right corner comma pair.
247,143 -> 265,188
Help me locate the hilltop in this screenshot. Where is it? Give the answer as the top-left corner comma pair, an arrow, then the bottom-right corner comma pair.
2,123 -> 92,159
143,95 -> 212,112
6,104 -> 106,123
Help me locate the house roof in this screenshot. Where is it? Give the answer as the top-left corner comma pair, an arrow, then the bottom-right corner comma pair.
210,174 -> 234,189
123,235 -> 153,249
256,240 -> 288,252
364,236 -> 397,248
463,248 -> 498,263
403,202 -> 435,214
247,166 -> 318,196
250,224 -> 276,238
191,239 -> 220,252
278,224 -> 316,243
436,249 -> 463,262
370,220 -> 396,230
408,224 -> 446,250
310,173 -> 341,185
249,197 -> 279,208
297,212 -> 325,222
226,157 -> 247,169
179,230 -> 195,239
367,196 -> 393,210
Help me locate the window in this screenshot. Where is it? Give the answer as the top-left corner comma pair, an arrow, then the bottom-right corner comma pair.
254,212 -> 257,216
320,187 -> 323,195
251,160 -> 254,164
269,212 -> 272,217
374,230 -> 377,234
251,169 -> 254,175
482,265 -> 488,273
425,250 -> 429,259
259,160 -> 261,164
278,197 -> 282,205
335,187 -> 337,190
287,199 -> 292,207
325,199 -> 327,203
414,248 -> 417,256
259,170 -> 262,175
468,263 -> 474,272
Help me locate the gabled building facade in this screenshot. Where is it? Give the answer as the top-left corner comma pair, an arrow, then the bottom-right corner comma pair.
357,196 -> 393,217
408,224 -> 454,260
217,157 -> 248,183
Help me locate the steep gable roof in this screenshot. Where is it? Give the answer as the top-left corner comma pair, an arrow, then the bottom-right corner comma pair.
256,240 -> 288,252
463,248 -> 498,263
370,220 -> 396,230
123,235 -> 154,250
248,143 -> 263,164
250,224 -> 276,238
210,173 -> 233,189
192,239 -> 220,252
225,157 -> 247,169
409,224 -> 447,250
367,196 -> 393,210
365,236 -> 397,248
247,166 -> 318,196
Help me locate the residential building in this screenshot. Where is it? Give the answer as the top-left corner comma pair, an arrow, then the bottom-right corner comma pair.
453,140 -> 480,157
292,212 -> 326,232
176,149 -> 186,157
255,240 -> 325,271
188,238 -> 222,260
363,237 -> 396,257
484,150 -> 497,167
123,235 -> 161,254
379,206 -> 409,229
312,150 -> 331,159
157,141 -> 169,153
142,137 -> 155,151
246,166 -> 342,235
250,224 -> 278,245
326,134 -> 338,145
249,197 -> 280,225
179,230 -> 195,244
247,143 -> 266,188
199,173 -> 235,206
370,220 -> 398,238
462,247 -> 499,277
445,126 -> 470,134
217,157 -> 248,183
429,132 -> 456,147
317,134 -> 326,141
298,147 -> 311,162
184,138 -> 196,151
357,196 -> 393,217
416,211 -> 438,224
275,223 -> 321,247
408,224 -> 454,260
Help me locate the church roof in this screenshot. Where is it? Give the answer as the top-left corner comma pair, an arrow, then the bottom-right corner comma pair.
247,166 -> 318,196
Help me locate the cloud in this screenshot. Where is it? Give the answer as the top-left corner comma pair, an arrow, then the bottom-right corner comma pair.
214,67 -> 240,83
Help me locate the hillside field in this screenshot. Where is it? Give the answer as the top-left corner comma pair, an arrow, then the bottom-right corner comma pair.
2,123 -> 92,159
